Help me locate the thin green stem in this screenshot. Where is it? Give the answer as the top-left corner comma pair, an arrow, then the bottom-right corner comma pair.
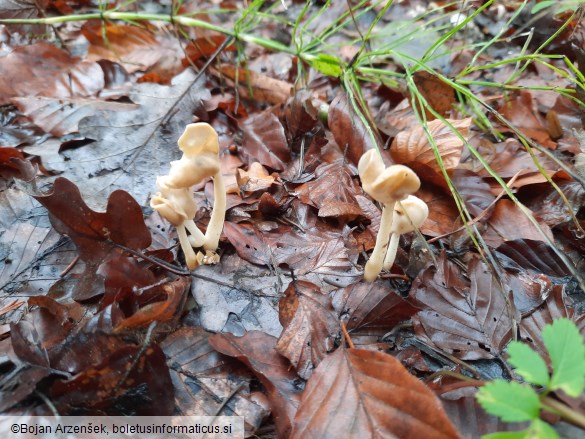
541,396 -> 585,430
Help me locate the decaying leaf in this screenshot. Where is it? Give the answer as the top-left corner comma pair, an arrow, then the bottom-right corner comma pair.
276,280 -> 339,379
290,346 -> 461,439
239,110 -> 290,170
411,254 -> 517,360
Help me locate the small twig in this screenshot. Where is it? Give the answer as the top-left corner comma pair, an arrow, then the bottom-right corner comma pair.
214,382 -> 246,416
114,321 -> 157,394
59,255 -> 80,277
35,390 -> 61,418
541,396 -> 585,430
340,320 -> 355,349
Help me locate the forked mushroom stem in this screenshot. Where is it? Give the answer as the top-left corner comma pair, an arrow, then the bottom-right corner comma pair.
383,233 -> 401,271
363,202 -> 395,282
185,220 -> 205,248
176,224 -> 199,270
203,170 -> 226,251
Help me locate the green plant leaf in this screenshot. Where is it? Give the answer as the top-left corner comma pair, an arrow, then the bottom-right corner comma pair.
308,54 -> 343,77
544,318 -> 585,397
507,342 -> 550,387
482,430 -> 529,439
476,380 -> 541,422
529,419 -> 560,439
530,1 -> 556,14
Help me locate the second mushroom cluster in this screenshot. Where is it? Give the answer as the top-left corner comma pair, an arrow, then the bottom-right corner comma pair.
150,123 -> 226,270
358,150 -> 428,282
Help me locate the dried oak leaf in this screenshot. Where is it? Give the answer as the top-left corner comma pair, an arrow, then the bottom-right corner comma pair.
331,281 -> 418,337
209,331 -> 303,439
295,158 -> 364,222
411,254 -> 517,360
238,110 -> 290,170
391,118 -> 471,172
290,346 -> 461,439
276,280 -> 339,380
50,343 -> 174,415
162,327 -> 267,436
34,177 -> 151,300
0,41 -> 104,105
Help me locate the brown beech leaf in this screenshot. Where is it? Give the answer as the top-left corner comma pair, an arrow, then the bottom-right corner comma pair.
525,180 -> 585,226
12,96 -> 136,137
50,343 -> 174,415
331,281 -> 418,337
496,239 -> 570,277
276,281 -> 339,379
34,177 -> 151,300
290,346 -> 461,439
328,91 -> 384,166
482,199 -> 554,248
81,21 -> 181,76
239,110 -> 290,170
391,118 -> 471,171
209,331 -> 303,439
0,41 -> 104,104
0,0 -> 48,36
411,254 -> 516,360
183,36 -> 236,65
161,327 -> 267,435
216,64 -> 293,105
285,89 -> 320,142
295,159 -> 364,221
412,71 -> 456,120
450,169 -> 495,217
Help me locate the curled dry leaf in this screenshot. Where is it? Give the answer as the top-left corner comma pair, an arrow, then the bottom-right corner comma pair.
209,331 -> 303,439
0,147 -> 35,180
290,346 -> 461,439
276,281 -> 339,380
391,118 -> 471,172
411,254 -> 516,360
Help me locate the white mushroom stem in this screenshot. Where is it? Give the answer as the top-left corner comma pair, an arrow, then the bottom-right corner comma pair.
383,233 -> 401,271
363,202 -> 395,282
185,219 -> 205,248
203,171 -> 226,251
176,224 -> 199,270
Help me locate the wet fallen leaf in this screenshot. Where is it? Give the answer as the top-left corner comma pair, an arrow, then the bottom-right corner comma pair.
210,331 -> 303,439
290,346 -> 461,439
238,110 -> 290,170
411,254 -> 517,360
276,280 -> 339,379
412,70 -> 456,120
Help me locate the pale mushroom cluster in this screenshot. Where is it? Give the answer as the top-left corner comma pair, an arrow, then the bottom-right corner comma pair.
358,150 -> 428,282
150,123 -> 225,270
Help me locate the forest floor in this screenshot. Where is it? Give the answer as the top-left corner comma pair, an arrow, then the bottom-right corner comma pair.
0,1 -> 585,438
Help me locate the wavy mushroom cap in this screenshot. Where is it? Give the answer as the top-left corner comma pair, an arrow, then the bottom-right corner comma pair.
150,177 -> 197,225
358,150 -> 420,204
177,123 -> 219,157
391,195 -> 429,234
164,154 -> 220,189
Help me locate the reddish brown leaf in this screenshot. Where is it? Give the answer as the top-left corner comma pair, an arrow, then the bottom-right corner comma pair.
496,239 -> 570,277
391,118 -> 471,171
296,159 -> 364,221
276,281 -> 339,379
525,180 -> 585,227
285,89 -> 320,143
0,41 -> 104,104
0,147 -> 35,180
411,254 -> 517,360
328,91 -> 385,166
450,169 -> 495,217
50,343 -> 174,415
239,110 -> 290,170
412,71 -> 456,120
290,347 -> 461,439
183,35 -> 236,64
209,331 -> 303,439
33,178 -> 151,300
483,199 -> 554,248
331,281 -> 418,337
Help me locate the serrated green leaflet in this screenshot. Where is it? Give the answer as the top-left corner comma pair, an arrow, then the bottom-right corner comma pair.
529,419 -> 560,439
507,342 -> 550,387
309,54 -> 343,77
543,318 -> 585,397
477,380 -> 540,422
